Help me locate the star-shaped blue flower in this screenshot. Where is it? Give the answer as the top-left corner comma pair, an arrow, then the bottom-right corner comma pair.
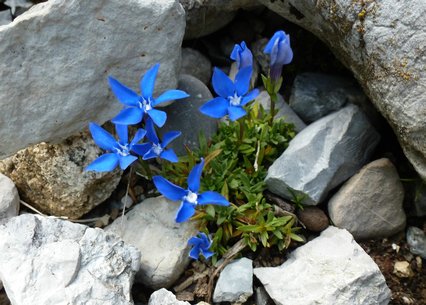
86,123 -> 146,172
153,158 -> 229,223
188,232 -> 214,260
132,118 -> 180,163
199,66 -> 259,121
230,41 -> 253,69
109,63 -> 189,127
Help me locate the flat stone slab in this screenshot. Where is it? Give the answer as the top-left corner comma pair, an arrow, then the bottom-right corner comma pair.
254,226 -> 391,305
0,214 -> 140,305
0,0 -> 184,158
266,104 -> 380,205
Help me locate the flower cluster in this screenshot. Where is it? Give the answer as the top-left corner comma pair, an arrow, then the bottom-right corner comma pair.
85,30 -> 293,260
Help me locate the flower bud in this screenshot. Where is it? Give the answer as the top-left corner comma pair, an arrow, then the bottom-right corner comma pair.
231,41 -> 253,69
264,31 -> 293,81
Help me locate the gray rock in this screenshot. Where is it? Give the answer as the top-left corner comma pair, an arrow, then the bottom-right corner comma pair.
289,73 -> 367,123
0,0 -> 184,159
0,9 -> 11,25
0,174 -> 19,225
257,90 -> 307,132
161,74 -> 217,155
0,214 -> 140,305
213,257 -> 253,303
254,226 -> 391,305
0,131 -> 121,219
266,104 -> 380,205
181,48 -> 212,84
181,0 -> 259,40
106,196 -> 197,289
297,207 -> 329,233
328,158 -> 406,240
257,0 -> 426,182
406,226 -> 426,259
255,286 -> 273,305
148,288 -> 190,305
413,182 -> 426,217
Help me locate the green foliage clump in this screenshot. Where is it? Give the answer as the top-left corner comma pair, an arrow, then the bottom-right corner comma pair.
161,103 -> 304,260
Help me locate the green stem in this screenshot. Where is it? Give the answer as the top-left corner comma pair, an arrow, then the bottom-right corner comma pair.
269,93 -> 277,126
141,160 -> 153,180
238,119 -> 245,145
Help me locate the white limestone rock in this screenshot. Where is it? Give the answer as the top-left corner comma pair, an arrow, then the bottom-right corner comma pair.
148,288 -> 190,305
0,173 -> 19,225
0,214 -> 140,305
266,104 -> 380,205
254,226 -> 391,305
328,158 -> 406,239
0,0 -> 185,159
106,196 -> 198,289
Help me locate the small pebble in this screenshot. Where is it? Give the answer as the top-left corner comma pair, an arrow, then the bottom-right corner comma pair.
121,195 -> 133,208
297,207 -> 329,232
393,261 -> 414,278
406,226 -> 426,259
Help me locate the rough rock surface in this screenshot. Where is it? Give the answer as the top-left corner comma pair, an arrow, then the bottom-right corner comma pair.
0,214 -> 140,305
213,257 -> 253,303
266,104 -> 380,205
148,288 -> 190,305
413,183 -> 426,217
106,196 -> 198,289
0,0 -> 185,159
258,0 -> 426,181
406,226 -> 426,259
181,48 -> 212,84
0,131 -> 121,219
328,158 -> 406,240
289,73 -> 367,123
0,173 -> 19,225
161,74 -> 217,155
254,226 -> 391,305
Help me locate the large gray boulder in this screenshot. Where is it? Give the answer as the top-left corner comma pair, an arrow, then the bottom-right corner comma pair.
0,0 -> 185,159
266,104 -> 380,205
328,158 -> 406,240
0,214 -> 140,305
258,0 -> 426,181
0,131 -> 121,219
254,226 -> 391,305
106,196 -> 198,289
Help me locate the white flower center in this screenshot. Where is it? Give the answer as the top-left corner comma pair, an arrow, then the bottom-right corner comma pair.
185,191 -> 198,204
152,143 -> 163,155
139,97 -> 152,112
228,93 -> 242,106
115,143 -> 130,156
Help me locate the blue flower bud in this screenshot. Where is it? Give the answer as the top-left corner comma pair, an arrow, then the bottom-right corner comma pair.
231,41 -> 253,69
264,31 -> 293,81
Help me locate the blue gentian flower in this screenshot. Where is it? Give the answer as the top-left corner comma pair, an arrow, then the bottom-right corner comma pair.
199,67 -> 259,121
188,232 -> 214,260
109,64 -> 189,127
153,158 -> 229,223
86,123 -> 146,172
132,118 -> 180,163
264,31 -> 293,81
230,41 -> 253,69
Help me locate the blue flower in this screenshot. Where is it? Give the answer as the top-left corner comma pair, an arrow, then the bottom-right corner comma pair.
199,67 -> 259,121
230,41 -> 253,69
109,64 -> 189,127
132,118 -> 180,163
188,232 -> 214,260
153,158 -> 229,223
264,31 -> 293,81
86,123 -> 146,172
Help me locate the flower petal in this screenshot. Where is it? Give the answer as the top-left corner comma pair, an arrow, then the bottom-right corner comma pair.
162,131 -> 181,147
147,108 -> 167,127
118,155 -> 138,170
187,158 -> 204,193
140,63 -> 159,99
175,200 -> 196,223
199,97 -> 229,119
86,153 -> 119,172
228,105 -> 247,121
108,76 -> 140,107
115,124 -> 128,144
160,149 -> 178,163
198,191 -> 229,206
132,143 -> 151,156
153,90 -> 189,106
264,31 -> 284,54
143,150 -> 158,160
111,108 -> 144,125
152,175 -> 187,201
212,67 -> 235,98
235,66 -> 252,96
145,117 -> 159,144
201,249 -> 214,259
241,89 -> 259,106
129,129 -> 146,148
188,236 -> 202,246
89,123 -> 117,151
189,246 -> 200,259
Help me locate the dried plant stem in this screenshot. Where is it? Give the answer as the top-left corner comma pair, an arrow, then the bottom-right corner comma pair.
120,166 -> 133,235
